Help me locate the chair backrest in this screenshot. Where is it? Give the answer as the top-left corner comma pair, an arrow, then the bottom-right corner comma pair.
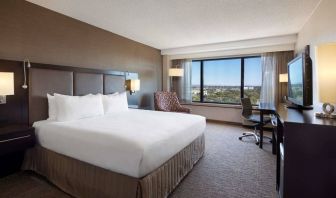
154,91 -> 180,111
240,98 -> 253,118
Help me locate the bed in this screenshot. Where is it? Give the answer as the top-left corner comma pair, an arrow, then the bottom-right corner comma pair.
22,64 -> 206,198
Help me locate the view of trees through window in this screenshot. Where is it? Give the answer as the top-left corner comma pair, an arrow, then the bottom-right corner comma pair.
192,57 -> 262,105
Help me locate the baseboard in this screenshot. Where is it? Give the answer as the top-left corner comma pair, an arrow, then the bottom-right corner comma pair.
242,124 -> 274,132
206,119 -> 274,132
206,119 -> 242,126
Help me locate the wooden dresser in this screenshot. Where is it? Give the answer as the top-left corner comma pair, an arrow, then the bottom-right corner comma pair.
276,104 -> 336,198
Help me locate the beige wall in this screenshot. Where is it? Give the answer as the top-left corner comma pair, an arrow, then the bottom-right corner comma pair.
0,0 -> 162,108
182,104 -> 242,123
296,0 -> 336,104
316,44 -> 336,104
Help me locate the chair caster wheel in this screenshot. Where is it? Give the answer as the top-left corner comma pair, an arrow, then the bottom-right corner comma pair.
238,137 -> 242,140
256,142 -> 260,145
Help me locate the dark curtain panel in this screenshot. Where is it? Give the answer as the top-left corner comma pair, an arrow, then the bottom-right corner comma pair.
276,51 -> 294,104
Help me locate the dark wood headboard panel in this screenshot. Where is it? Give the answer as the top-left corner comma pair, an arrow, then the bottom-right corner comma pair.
28,63 -> 127,124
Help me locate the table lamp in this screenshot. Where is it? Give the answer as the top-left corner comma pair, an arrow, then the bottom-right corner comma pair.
279,73 -> 288,102
315,44 -> 336,119
0,72 -> 14,104
126,79 -> 140,95
168,68 -> 184,92
168,68 -> 184,77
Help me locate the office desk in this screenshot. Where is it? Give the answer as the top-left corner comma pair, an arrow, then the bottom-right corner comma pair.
254,103 -> 276,149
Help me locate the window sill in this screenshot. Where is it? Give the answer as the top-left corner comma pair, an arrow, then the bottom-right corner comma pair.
180,102 -> 242,109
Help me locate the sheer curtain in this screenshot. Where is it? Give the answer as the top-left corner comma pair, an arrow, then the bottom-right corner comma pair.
260,53 -> 277,105
260,51 -> 294,105
171,59 -> 192,103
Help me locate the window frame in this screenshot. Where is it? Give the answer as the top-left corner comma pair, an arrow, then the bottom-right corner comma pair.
192,56 -> 261,105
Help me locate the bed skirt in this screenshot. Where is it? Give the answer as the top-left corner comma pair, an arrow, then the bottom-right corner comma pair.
22,134 -> 205,198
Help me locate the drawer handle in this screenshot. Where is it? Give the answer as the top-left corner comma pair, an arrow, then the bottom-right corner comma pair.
0,135 -> 31,143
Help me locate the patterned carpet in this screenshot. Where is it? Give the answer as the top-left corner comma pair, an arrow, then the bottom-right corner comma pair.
170,122 -> 276,198
0,122 -> 276,198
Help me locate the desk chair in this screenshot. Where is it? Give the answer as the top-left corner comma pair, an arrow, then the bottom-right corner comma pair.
239,98 -> 272,145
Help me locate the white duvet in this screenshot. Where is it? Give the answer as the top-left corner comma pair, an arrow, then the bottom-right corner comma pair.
33,109 -> 206,178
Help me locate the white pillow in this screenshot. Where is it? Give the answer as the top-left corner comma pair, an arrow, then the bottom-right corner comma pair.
54,93 -> 104,121
102,92 -> 128,114
47,93 -> 94,120
47,93 -> 57,120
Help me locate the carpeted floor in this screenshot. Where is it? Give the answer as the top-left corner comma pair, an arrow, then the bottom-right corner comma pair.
0,122 -> 276,198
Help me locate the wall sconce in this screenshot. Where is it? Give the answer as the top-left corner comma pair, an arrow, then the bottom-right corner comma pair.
0,72 -> 14,104
126,79 -> 140,95
22,59 -> 31,89
315,43 -> 336,119
279,73 -> 288,83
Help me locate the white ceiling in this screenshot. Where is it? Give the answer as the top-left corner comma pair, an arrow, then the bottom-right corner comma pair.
26,0 -> 321,50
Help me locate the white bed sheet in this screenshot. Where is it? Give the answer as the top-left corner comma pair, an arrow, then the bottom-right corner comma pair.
33,109 -> 206,178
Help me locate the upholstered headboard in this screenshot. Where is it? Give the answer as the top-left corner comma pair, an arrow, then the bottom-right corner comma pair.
28,63 -> 126,124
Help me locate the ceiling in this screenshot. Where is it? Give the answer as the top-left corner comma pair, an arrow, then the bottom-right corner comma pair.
26,0 -> 321,50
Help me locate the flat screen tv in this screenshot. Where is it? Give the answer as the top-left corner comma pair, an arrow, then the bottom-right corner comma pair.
287,53 -> 313,108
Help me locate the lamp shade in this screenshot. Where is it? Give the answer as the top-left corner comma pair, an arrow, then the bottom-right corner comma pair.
126,79 -> 140,91
279,73 -> 288,83
168,68 -> 184,77
0,72 -> 14,95
317,44 -> 336,104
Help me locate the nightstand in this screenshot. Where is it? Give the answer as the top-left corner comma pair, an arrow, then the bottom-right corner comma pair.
0,125 -> 35,177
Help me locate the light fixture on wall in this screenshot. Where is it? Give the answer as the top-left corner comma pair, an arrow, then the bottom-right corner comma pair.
315,43 -> 336,119
168,67 -> 184,92
22,59 -> 31,89
0,72 -> 15,104
279,73 -> 288,83
126,79 -> 140,95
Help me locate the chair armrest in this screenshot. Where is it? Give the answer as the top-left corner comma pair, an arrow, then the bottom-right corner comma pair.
177,106 -> 191,113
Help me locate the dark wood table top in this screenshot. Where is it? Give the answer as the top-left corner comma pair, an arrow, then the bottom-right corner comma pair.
276,104 -> 336,126
252,102 -> 336,126
0,125 -> 34,136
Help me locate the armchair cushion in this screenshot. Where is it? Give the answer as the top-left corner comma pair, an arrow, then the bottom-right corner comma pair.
154,91 -> 191,113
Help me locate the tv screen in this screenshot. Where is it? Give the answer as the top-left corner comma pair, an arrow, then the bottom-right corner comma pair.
287,53 -> 312,107
288,57 -> 304,103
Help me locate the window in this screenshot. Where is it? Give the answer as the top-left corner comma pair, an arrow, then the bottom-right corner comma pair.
243,57 -> 262,105
191,61 -> 201,102
191,56 -> 262,105
203,59 -> 241,104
